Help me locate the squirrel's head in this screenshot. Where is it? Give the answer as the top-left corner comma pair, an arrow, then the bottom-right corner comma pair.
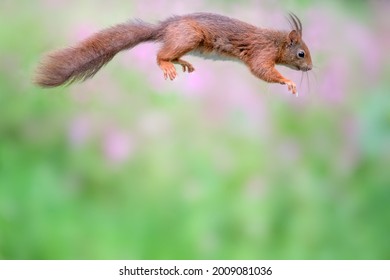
279,13 -> 312,72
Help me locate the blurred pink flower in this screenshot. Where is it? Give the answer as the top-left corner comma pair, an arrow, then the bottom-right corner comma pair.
219,72 -> 269,123
68,116 -> 93,147
318,58 -> 348,104
305,9 -> 333,52
182,67 -> 214,96
73,23 -> 97,41
124,43 -> 157,71
346,22 -> 382,83
103,129 -> 136,163
134,0 -> 205,18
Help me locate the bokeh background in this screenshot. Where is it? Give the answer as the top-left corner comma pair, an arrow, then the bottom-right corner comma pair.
1,0 -> 390,259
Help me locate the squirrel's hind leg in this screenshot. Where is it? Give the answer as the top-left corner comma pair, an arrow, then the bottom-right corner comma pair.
156,24 -> 202,80
157,47 -> 197,80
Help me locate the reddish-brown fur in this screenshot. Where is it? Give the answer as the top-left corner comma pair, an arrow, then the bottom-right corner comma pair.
34,12 -> 312,94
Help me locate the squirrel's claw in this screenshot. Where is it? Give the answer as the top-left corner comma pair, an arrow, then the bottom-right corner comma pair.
182,65 -> 195,73
169,68 -> 177,80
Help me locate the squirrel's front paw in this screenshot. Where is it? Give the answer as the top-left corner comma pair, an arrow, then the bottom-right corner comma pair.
283,80 -> 297,96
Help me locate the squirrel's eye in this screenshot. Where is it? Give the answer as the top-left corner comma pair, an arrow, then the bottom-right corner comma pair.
298,51 -> 305,58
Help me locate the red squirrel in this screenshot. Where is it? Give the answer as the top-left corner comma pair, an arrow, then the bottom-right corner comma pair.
34,12 -> 312,95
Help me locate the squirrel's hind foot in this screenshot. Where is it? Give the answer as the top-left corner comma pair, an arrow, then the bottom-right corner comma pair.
159,59 -> 195,81
174,59 -> 195,73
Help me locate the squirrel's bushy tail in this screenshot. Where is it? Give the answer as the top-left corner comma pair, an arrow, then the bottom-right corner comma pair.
34,20 -> 158,87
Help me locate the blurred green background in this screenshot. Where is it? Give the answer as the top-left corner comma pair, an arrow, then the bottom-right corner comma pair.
1,0 -> 390,259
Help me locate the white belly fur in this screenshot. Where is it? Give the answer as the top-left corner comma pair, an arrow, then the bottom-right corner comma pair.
187,50 -> 241,63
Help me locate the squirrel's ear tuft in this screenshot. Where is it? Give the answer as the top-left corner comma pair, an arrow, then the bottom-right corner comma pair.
287,12 -> 303,36
288,30 -> 300,45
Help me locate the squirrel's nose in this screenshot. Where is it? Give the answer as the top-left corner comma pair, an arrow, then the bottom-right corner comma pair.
303,64 -> 312,72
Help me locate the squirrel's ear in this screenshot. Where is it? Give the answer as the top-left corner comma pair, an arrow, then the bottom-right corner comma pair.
288,30 -> 300,45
